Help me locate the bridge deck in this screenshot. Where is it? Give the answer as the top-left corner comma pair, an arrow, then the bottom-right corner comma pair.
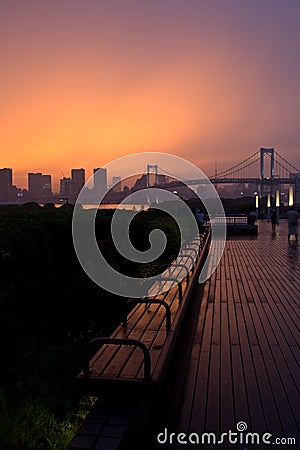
153,220 -> 300,449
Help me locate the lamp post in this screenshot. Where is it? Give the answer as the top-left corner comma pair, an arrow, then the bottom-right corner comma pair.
255,194 -> 259,218
289,185 -> 294,207
276,189 -> 280,224
267,193 -> 271,221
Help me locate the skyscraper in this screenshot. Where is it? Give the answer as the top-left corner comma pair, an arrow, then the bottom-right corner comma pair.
60,177 -> 72,198
28,173 -> 52,197
112,176 -> 122,192
71,169 -> 85,187
93,168 -> 107,195
0,168 -> 13,201
59,169 -> 85,203
71,168 -> 85,199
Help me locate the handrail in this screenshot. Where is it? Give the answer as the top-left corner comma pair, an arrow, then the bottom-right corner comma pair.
157,276 -> 183,302
84,337 -> 151,381
177,253 -> 195,271
172,262 -> 190,282
123,299 -> 171,330
160,262 -> 190,282
181,246 -> 199,258
188,238 -> 201,247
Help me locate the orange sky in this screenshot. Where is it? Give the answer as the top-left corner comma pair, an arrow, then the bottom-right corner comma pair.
1,1 -> 300,191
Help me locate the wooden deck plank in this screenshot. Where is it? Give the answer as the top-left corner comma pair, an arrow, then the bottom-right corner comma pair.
270,345 -> 300,435
231,345 -> 251,425
176,344 -> 201,433
188,279 -> 212,434
158,283 -> 206,436
250,345 -> 284,433
118,330 -> 158,379
232,301 -> 266,433
189,350 -> 210,434
166,221 -> 300,448
203,344 -> 220,449
73,224 -> 300,450
220,302 -> 235,431
193,282 -> 210,344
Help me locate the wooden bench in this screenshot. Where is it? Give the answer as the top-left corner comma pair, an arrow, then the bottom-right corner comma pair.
76,229 -> 211,395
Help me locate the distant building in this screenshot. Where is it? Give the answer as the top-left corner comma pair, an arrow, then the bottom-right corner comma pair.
157,174 -> 167,185
112,176 -> 122,192
133,174 -> 147,190
132,173 -> 167,191
59,169 -> 85,202
296,176 -> 300,206
28,173 -> 52,197
60,177 -> 72,198
71,168 -> 85,199
0,168 -> 13,200
94,168 -> 107,195
291,173 -> 300,206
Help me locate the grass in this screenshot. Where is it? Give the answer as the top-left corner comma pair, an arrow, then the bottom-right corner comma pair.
0,391 -> 96,450
0,340 -> 96,450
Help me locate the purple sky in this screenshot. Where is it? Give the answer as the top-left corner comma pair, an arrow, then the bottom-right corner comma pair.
1,0 -> 300,188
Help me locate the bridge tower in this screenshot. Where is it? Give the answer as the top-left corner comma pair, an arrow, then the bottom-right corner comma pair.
146,164 -> 159,187
260,148 -> 275,180
260,148 -> 275,198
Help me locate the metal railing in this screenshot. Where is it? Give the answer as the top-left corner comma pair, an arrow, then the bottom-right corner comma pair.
82,230 -> 210,383
212,216 -> 248,225
84,337 -> 151,381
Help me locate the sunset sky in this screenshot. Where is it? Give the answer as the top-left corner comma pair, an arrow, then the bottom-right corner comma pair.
1,0 -> 300,191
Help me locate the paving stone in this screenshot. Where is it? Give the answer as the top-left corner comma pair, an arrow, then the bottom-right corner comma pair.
68,434 -> 96,449
101,424 -> 127,438
94,437 -> 121,450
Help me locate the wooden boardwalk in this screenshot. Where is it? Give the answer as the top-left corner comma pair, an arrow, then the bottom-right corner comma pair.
151,220 -> 300,449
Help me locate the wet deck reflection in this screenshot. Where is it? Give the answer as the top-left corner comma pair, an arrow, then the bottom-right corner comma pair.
153,220 -> 300,449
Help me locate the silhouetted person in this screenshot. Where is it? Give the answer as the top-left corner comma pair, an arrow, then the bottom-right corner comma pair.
271,209 -> 277,233
248,211 -> 256,226
287,207 -> 298,241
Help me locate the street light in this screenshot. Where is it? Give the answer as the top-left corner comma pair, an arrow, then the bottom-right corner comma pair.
267,193 -> 271,221
289,186 -> 294,206
276,190 -> 280,224
255,194 -> 259,218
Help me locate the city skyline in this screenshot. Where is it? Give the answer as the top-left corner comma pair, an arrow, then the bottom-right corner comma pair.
1,151 -> 299,205
0,166 -> 113,197
1,1 -> 300,190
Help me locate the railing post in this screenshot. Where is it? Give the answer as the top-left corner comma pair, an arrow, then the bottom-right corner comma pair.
172,263 -> 190,283
157,276 -> 183,303
84,337 -> 151,381
181,246 -> 199,258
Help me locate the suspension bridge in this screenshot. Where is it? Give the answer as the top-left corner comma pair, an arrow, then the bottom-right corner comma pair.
145,147 -> 300,204
146,147 -> 299,187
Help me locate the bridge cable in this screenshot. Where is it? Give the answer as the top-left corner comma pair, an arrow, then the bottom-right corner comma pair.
212,153 -> 260,179
275,151 -> 300,174
209,150 -> 260,178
